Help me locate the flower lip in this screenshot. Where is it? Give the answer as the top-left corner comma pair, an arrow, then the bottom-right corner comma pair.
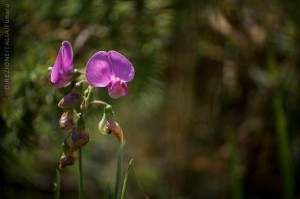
50,41 -> 74,88
108,80 -> 128,99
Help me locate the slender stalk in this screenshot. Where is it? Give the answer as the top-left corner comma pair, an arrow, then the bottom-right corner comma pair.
78,148 -> 83,199
89,100 -> 108,106
83,86 -> 93,116
268,55 -> 294,199
114,142 -> 126,199
76,79 -> 89,85
55,169 -> 61,199
121,159 -> 133,199
77,86 -> 93,199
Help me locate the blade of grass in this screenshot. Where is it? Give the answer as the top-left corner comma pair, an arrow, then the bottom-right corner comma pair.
273,92 -> 294,199
269,54 -> 294,199
121,159 -> 133,199
114,142 -> 126,199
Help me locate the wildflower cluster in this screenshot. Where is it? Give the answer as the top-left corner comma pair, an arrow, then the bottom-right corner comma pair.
49,41 -> 134,169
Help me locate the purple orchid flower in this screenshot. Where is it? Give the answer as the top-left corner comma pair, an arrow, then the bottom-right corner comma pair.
49,41 -> 74,88
86,51 -> 135,98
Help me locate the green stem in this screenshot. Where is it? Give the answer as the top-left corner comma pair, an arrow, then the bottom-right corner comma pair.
77,86 -> 93,199
268,54 -> 294,199
85,86 -> 93,105
76,79 -> 89,85
55,169 -> 61,199
79,148 -> 83,199
89,100 -> 108,106
273,92 -> 294,199
114,142 -> 126,199
83,86 -> 93,118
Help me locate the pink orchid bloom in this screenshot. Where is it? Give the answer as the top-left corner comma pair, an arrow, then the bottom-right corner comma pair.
85,51 -> 135,98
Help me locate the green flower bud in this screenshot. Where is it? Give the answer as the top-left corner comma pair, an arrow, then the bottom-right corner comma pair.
104,105 -> 114,120
98,112 -> 109,134
99,117 -> 123,142
98,104 -> 122,141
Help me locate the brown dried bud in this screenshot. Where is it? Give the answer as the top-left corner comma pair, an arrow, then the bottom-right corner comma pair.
59,152 -> 77,169
107,121 -> 124,142
70,128 -> 90,152
59,111 -> 75,130
58,92 -> 82,109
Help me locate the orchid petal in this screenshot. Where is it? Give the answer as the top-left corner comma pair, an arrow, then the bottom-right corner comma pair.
108,51 -> 135,82
50,41 -> 73,88
50,63 -> 70,88
108,80 -> 128,98
86,51 -> 112,87
61,41 -> 73,72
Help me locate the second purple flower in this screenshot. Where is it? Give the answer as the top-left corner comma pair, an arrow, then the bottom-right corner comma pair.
49,41 -> 74,88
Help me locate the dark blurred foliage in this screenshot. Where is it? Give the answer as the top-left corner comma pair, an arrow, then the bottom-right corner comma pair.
1,0 -> 300,198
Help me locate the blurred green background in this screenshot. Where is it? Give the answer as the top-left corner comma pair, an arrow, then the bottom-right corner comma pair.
1,0 -> 300,198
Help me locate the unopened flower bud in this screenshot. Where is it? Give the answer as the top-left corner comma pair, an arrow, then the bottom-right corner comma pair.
58,92 -> 82,109
98,104 -> 115,134
59,152 -> 77,169
70,128 -> 90,152
59,111 -> 75,130
98,105 -> 123,142
98,113 -> 109,134
107,120 -> 124,142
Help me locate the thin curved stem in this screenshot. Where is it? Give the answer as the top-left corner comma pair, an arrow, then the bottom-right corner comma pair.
78,86 -> 93,199
89,100 -> 109,106
83,86 -> 93,118
76,79 -> 89,85
74,69 -> 86,75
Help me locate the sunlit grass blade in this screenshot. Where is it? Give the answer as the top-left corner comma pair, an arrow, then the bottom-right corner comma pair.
273,93 -> 294,199
54,169 -> 61,199
269,56 -> 294,199
114,141 -> 126,199
121,159 -> 133,199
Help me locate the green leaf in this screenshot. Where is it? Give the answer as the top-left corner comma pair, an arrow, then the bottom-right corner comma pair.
121,159 -> 133,199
